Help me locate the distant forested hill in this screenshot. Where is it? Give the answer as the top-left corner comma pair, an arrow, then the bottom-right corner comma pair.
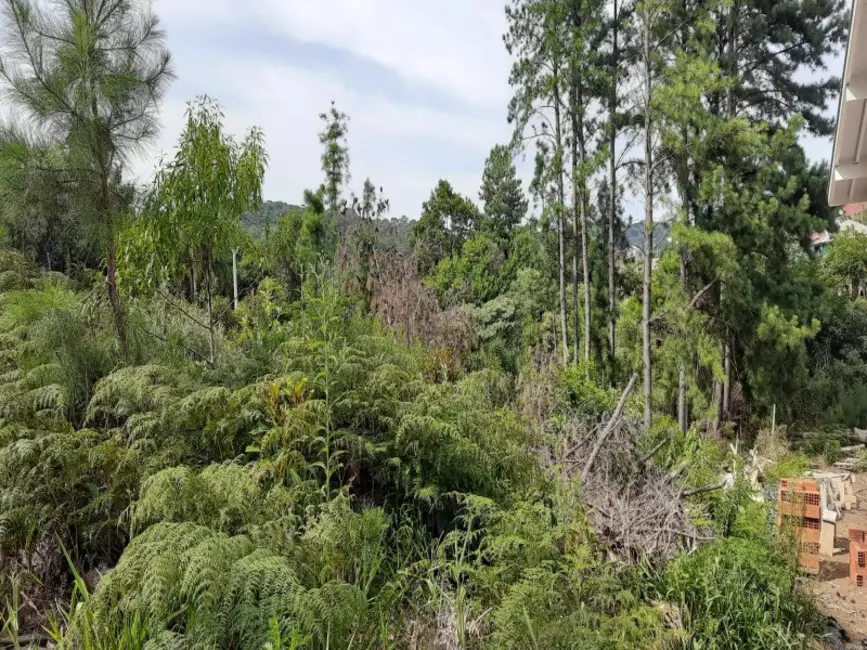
337,208 -> 415,255
244,200 -> 414,254
242,201 -> 298,240
624,221 -> 671,255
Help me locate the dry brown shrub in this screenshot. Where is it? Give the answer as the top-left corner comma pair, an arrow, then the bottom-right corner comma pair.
551,409 -> 712,562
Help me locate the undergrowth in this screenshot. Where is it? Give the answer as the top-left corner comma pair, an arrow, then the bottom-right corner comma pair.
0,257 -> 825,650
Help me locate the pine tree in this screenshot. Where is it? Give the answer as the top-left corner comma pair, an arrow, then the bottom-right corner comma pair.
319,102 -> 351,235
636,0 -> 659,429
713,0 -> 848,135
506,0 -> 570,364
411,180 -> 481,275
479,144 -> 529,240
0,0 -> 174,360
565,0 -> 605,366
707,0 -> 846,423
601,0 -> 631,379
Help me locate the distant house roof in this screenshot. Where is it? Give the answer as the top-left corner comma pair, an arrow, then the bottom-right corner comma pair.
829,0 -> 867,206
812,231 -> 832,247
810,220 -> 867,252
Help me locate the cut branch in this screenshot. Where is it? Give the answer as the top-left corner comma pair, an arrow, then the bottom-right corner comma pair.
640,437 -> 669,466
682,480 -> 727,497
580,373 -> 639,479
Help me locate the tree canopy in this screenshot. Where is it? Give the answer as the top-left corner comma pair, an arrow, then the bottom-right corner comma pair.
0,0 -> 860,648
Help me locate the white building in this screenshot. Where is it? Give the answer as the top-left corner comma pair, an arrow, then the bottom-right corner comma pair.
829,0 -> 867,207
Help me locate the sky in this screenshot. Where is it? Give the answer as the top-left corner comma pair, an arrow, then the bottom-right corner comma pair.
133,0 -> 519,219
132,0 -> 843,221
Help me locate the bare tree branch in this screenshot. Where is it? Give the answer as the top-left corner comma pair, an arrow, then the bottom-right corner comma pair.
580,373 -> 639,479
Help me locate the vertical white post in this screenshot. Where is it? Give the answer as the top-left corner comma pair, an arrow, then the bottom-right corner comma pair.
771,403 -> 776,437
232,248 -> 239,310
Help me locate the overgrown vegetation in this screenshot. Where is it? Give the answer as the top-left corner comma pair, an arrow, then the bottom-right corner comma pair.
0,0 -> 860,648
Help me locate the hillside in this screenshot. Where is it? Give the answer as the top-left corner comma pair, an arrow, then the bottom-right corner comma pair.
0,0 -> 861,648
241,200 -> 299,240
243,200 -> 415,254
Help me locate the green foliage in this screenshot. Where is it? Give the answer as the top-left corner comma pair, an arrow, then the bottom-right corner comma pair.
125,96 -> 266,294
746,304 -> 820,418
558,362 -> 617,415
0,280 -> 114,423
480,145 -> 528,239
824,230 -> 867,294
243,201 -> 296,240
0,0 -> 174,255
490,564 -> 671,650
660,538 -> 821,650
319,102 -> 351,224
429,234 -> 509,307
79,501 -> 391,650
411,180 -> 483,275
798,430 -> 848,464
134,465 -> 292,536
0,0 -> 856,646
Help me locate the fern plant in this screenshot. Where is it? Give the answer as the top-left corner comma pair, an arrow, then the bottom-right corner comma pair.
84,512 -> 386,650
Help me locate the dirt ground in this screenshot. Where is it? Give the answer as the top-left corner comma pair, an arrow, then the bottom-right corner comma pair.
811,472 -> 867,648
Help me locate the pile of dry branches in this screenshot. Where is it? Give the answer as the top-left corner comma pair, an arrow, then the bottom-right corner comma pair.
550,375 -> 715,562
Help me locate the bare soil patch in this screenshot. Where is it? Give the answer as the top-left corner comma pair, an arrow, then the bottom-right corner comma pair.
812,473 -> 867,648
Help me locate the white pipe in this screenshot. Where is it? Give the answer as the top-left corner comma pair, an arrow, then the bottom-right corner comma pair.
232,249 -> 239,310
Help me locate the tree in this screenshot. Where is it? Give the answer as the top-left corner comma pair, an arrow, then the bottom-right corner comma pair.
338,177 -> 390,311
565,0 -> 605,366
506,0 -> 570,365
651,0 -> 729,431
824,232 -> 867,298
141,96 -> 267,363
713,0 -> 848,136
319,101 -> 350,234
479,144 -> 528,239
601,0 -> 630,378
0,0 -> 174,359
702,0 -> 846,424
411,179 -> 481,275
636,0 -> 660,429
0,133 -> 88,270
429,233 -> 508,307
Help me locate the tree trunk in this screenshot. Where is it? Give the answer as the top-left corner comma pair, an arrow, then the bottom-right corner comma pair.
570,73 -> 593,364
106,243 -> 130,362
723,338 -> 732,419
710,338 -> 724,437
567,10 -> 591,368
678,366 -> 688,431
642,15 -> 654,431
91,70 -> 128,362
719,0 -> 738,425
191,260 -> 197,302
726,0 -> 739,119
678,115 -> 691,433
608,0 -> 619,382
571,123 -> 580,367
570,80 -> 580,366
205,251 -> 216,364
553,74 -> 569,366
580,124 -> 591,367
678,250 -> 688,432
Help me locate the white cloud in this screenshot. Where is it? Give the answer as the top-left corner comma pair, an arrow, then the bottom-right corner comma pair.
137,0 -> 838,223
132,0 -> 521,218
255,0 -> 511,110
131,54 -> 514,218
